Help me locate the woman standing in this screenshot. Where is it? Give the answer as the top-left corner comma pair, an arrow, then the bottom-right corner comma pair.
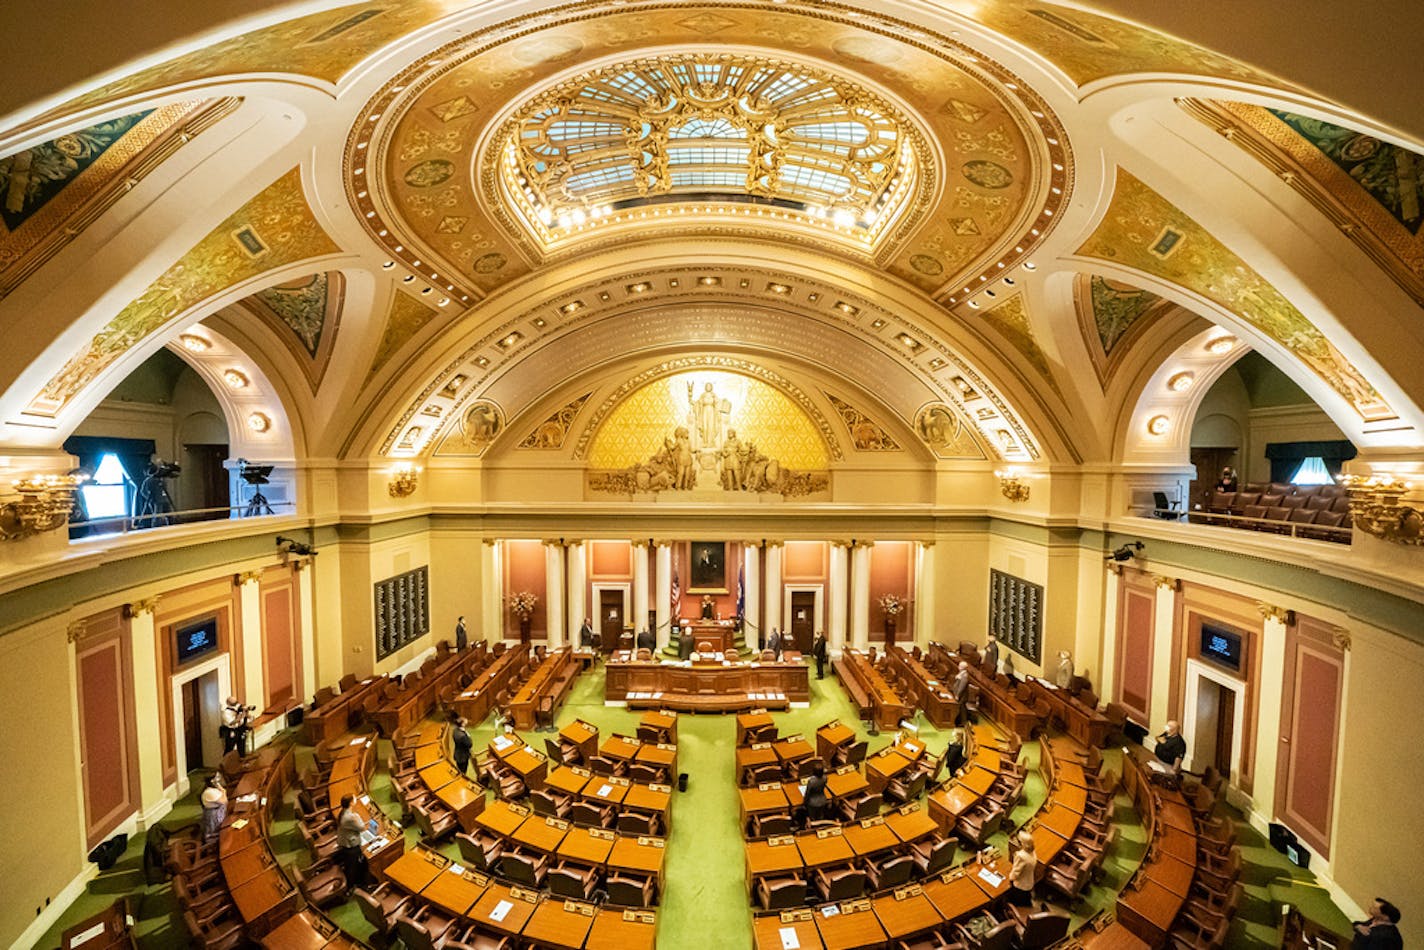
1006,829 -> 1038,907
200,773 -> 227,841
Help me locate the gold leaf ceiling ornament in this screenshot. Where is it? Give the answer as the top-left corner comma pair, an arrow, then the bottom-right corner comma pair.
517,393 -> 591,450
824,393 -> 902,452
368,291 -> 439,378
1077,169 -> 1395,422
496,53 -> 925,254
25,167 -> 339,419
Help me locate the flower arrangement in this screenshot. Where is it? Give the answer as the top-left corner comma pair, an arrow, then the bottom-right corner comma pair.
878,593 -> 907,616
507,591 -> 539,618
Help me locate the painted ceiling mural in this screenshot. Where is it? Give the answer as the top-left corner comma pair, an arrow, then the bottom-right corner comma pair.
242,271 -> 345,391
1077,168 -> 1395,422
23,167 -> 339,419
356,2 -> 1072,304
0,99 -> 233,301
977,293 -> 1060,398
1072,273 -> 1173,385
368,290 -> 439,378
1185,99 -> 1424,308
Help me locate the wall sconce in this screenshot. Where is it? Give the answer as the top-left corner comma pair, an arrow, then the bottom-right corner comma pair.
1339,474 -> 1421,545
1,474 -> 88,541
995,468 -> 1030,503
388,463 -> 421,498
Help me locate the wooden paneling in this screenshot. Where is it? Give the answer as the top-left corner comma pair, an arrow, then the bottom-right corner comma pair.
783,540 -> 827,581
1118,583 -> 1154,722
868,540 -> 914,638
589,540 -> 632,579
1278,618 -> 1344,858
260,567 -> 299,706
503,540 -> 547,638
75,609 -> 138,848
155,577 -> 240,785
1177,584 -> 1263,791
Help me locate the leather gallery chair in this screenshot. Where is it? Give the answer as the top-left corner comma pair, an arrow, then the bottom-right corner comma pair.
412,801 -> 459,841
498,849 -> 550,887
529,788 -> 571,820
885,769 -> 927,804
956,799 -> 1004,848
606,871 -> 657,907
617,810 -> 661,836
1006,905 -> 1071,949
455,830 -> 503,872
838,791 -> 882,822
911,836 -> 957,877
299,820 -> 339,861
544,737 -> 576,767
295,860 -> 348,909
834,740 -> 869,768
866,853 -> 916,890
354,884 -> 410,942
813,866 -> 868,902
570,801 -> 615,829
182,909 -> 245,950
547,860 -> 600,900
756,872 -> 807,910
1044,852 -> 1094,902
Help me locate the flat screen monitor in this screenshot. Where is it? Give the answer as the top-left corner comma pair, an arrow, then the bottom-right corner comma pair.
175,617 -> 219,665
1200,622 -> 1243,673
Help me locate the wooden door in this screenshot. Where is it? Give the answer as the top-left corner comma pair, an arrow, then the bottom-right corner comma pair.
1189,446 -> 1237,510
600,590 -> 624,653
1214,687 -> 1236,775
184,443 -> 230,518
181,679 -> 203,771
790,591 -> 815,654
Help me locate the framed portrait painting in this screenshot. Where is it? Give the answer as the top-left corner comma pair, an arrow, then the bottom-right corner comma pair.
689,541 -> 727,592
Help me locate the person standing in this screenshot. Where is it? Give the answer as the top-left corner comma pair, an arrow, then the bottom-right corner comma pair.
452,717 -> 473,774
1352,898 -> 1403,949
1154,720 -> 1187,773
336,794 -> 366,892
1005,829 -> 1038,907
767,628 -> 782,659
455,615 -> 468,651
943,729 -> 967,776
221,697 -> 252,756
802,763 -> 830,823
951,661 -> 970,726
812,632 -> 828,680
578,617 -> 594,649
1214,466 -> 1239,494
200,773 -> 227,842
983,635 -> 1000,674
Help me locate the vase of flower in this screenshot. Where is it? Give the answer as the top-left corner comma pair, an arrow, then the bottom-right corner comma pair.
508,591 -> 539,645
879,593 -> 907,650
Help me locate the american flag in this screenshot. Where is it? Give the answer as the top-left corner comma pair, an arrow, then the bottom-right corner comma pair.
670,556 -> 680,614
736,563 -> 745,621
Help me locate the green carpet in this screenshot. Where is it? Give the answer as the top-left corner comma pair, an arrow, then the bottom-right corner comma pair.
30,661 -> 1356,950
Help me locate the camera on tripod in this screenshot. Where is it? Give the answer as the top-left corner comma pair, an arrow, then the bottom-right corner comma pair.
148,460 -> 181,478
239,462 -> 273,485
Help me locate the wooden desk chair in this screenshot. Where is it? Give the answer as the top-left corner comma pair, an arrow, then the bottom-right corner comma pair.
952,915 -> 1014,950
534,697 -> 556,732
750,811 -> 795,837
313,686 -> 335,707
636,723 -> 669,744
756,873 -> 807,910
172,875 -> 227,916
606,871 -> 657,907
1006,905 -> 1071,949
956,799 -> 1004,847
697,641 -> 714,654
911,836 -> 956,877
834,739 -> 869,768
627,763 -> 667,784
295,860 -> 347,909
499,848 -> 549,887
865,853 -> 916,890
412,801 -> 459,841
181,908 -> 243,950
617,810 -> 661,836
885,769 -> 928,804
570,801 -> 615,829
354,885 -> 410,941
1044,852 -> 1093,903
394,909 -> 458,950
791,756 -> 824,781
813,865 -> 868,902
299,819 -> 339,861
547,860 -> 600,900
896,932 -> 967,950
455,830 -> 503,871
588,754 -> 624,777
838,791 -> 882,822
530,787 -> 571,820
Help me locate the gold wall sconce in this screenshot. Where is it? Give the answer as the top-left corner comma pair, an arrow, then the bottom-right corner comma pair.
995,468 -> 1030,503
1,474 -> 88,541
388,463 -> 421,498
1339,474 -> 1422,545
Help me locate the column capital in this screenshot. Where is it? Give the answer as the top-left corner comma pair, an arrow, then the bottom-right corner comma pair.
235,570 -> 262,586
830,539 -> 853,549
631,539 -> 649,549
482,537 -> 499,547
541,538 -> 565,548
1152,574 -> 1179,591
764,539 -> 785,549
1256,602 -> 1295,625
124,597 -> 160,619
739,540 -> 763,549
653,538 -> 676,549
917,539 -> 935,548
66,620 -> 88,644
851,539 -> 876,550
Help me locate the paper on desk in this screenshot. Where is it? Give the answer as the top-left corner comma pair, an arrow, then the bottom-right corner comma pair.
449,864 -> 465,875
779,926 -> 801,949
350,737 -> 366,745
597,784 -> 613,797
488,900 -> 514,923
977,868 -> 1004,887
820,905 -> 840,918
230,818 -> 248,830
70,923 -> 106,946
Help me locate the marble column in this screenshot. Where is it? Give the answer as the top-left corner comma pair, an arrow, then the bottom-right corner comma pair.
914,542 -> 935,648
743,542 -> 762,652
1150,575 -> 1178,723
1099,566 -> 1121,702
849,541 -> 873,650
632,541 -> 650,640
481,540 -> 503,642
654,542 -> 672,651
126,599 -> 168,823
764,541 -> 784,638
236,571 -> 264,709
1250,605 -> 1291,811
543,540 -> 566,648
567,540 -> 587,643
828,541 -> 850,655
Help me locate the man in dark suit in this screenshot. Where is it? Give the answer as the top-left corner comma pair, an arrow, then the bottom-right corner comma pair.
452,717 -> 473,774
812,632 -> 828,679
1154,720 -> 1186,773
766,628 -> 782,659
951,662 -> 970,726
455,615 -> 468,651
1352,898 -> 1403,949
982,635 -> 999,674
636,628 -> 654,652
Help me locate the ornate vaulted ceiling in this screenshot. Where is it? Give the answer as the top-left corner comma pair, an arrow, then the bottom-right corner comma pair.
1,0 -> 1423,480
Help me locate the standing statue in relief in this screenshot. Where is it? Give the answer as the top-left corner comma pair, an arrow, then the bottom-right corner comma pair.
720,430 -> 743,490
673,427 -> 697,490
688,381 -> 731,452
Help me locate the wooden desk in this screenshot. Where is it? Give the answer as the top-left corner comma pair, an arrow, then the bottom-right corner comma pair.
827,768 -> 869,800
737,744 -> 778,783
1081,922 -> 1153,949
475,800 -> 530,838
434,780 -> 486,832
796,827 -> 854,868
600,734 -> 643,762
816,721 -> 857,763
1146,853 -> 1195,898
872,888 -> 943,942
746,837 -> 804,878
740,785 -> 790,826
842,818 -> 899,857
864,748 -> 913,793
470,882 -> 540,938
738,712 -> 777,745
607,660 -> 810,708
513,815 -> 569,855
522,898 -> 597,949
560,719 -> 600,761
634,743 -> 677,771
815,900 -> 887,950
419,761 -> 461,793
504,745 -> 549,791
62,899 -> 135,950
420,866 -> 489,917
883,648 -> 961,728
621,782 -> 671,815
510,647 -> 581,730
836,651 -> 912,730
638,710 -> 678,743
545,765 -> 591,798
1116,879 -> 1182,947
556,826 -> 616,866
773,736 -> 815,767
607,836 -> 666,884
922,868 -> 993,922
584,776 -> 629,805
259,910 -> 346,950
755,911 -> 823,950
679,620 -> 737,654
382,847 -> 448,894
885,803 -> 939,845
586,909 -> 657,950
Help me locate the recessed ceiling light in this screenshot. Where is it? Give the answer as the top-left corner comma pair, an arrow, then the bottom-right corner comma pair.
766,282 -> 790,295
1147,415 -> 1170,436
626,282 -> 651,294
1206,335 -> 1237,355
223,369 -> 249,389
247,412 -> 271,433
1168,372 -> 1195,392
179,334 -> 210,353
560,300 -> 584,314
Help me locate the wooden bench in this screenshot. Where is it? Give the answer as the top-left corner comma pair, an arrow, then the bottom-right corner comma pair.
832,658 -> 873,719
624,692 -> 790,713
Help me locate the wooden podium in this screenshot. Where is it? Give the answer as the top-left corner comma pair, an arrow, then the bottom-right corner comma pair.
679,620 -> 736,654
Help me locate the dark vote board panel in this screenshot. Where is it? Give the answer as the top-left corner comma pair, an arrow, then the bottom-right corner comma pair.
374,565 -> 430,659
988,568 -> 1043,663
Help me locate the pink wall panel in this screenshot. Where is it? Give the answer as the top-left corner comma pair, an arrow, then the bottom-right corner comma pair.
589,540 -> 632,580
503,540 -> 548,636
868,541 -> 914,637
1120,587 -> 1154,721
263,587 -> 294,704
784,541 -> 827,581
78,640 -> 133,846
674,543 -> 743,619
1285,646 -> 1341,856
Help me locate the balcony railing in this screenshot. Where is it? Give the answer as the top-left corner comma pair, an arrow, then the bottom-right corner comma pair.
1182,509 -> 1351,544
69,501 -> 295,540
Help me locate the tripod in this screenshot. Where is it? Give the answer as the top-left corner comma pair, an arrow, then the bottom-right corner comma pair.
243,487 -> 274,517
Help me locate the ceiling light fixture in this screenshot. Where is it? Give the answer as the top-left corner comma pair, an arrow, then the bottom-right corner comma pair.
223,370 -> 249,389
1206,335 -> 1237,355
179,334 -> 210,353
247,412 -> 271,433
1167,372 -> 1195,392
1147,415 -> 1170,436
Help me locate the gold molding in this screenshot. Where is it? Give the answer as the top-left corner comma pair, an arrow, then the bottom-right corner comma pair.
1256,602 -> 1294,625
124,598 -> 160,619
1339,474 -> 1424,545
1152,574 -> 1179,591
1106,562 -> 1123,576
1331,629 -> 1352,652
235,570 -> 262,586
66,621 -> 88,644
